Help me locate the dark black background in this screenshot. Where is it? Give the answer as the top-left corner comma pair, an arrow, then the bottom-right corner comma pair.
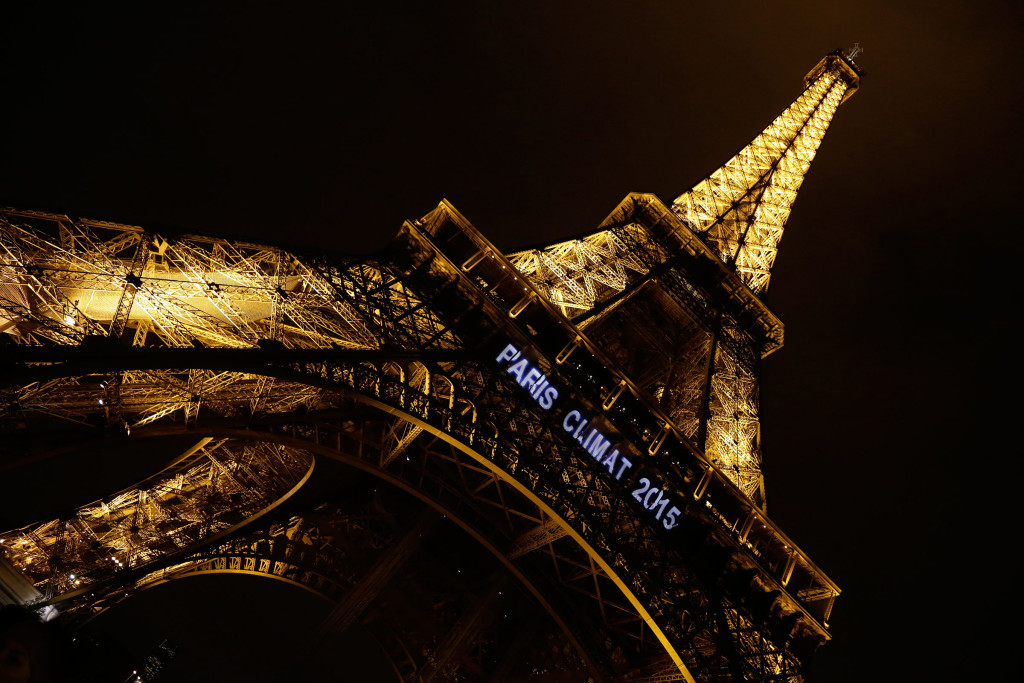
2,2 -> 1021,680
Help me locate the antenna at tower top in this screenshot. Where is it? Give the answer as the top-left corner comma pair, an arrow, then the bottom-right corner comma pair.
845,43 -> 862,60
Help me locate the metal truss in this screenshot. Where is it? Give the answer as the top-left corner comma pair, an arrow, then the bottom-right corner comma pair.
509,51 -> 860,306
71,506 -> 375,618
0,52 -> 860,682
671,53 -> 859,295
9,432 -> 605,680
0,437 -> 313,602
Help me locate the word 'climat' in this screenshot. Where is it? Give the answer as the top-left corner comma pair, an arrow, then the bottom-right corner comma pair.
562,409 -> 633,481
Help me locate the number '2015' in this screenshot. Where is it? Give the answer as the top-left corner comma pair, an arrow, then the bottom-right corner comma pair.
631,477 -> 680,530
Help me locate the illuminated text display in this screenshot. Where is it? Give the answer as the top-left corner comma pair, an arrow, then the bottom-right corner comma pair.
495,342 -> 681,530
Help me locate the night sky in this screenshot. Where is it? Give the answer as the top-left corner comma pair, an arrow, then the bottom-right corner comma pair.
2,2 -> 1021,681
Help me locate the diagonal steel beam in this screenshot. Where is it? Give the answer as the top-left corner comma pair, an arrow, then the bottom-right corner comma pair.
507,517 -> 568,559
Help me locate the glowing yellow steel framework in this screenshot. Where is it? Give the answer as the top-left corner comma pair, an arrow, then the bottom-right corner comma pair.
0,50 -> 861,683
510,52 -> 860,504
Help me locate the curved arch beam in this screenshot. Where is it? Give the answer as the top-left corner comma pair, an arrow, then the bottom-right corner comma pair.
97,420 -> 619,680
38,397 -> 692,681
129,567 -> 333,603
40,447 -> 315,606
6,350 -> 703,680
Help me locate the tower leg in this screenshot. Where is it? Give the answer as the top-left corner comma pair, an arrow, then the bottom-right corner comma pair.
415,575 -> 508,683
300,512 -> 436,679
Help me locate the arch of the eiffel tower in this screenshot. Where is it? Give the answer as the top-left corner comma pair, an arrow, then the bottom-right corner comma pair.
0,51 -> 860,682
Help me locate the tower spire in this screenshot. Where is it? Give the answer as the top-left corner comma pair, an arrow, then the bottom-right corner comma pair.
671,50 -> 861,294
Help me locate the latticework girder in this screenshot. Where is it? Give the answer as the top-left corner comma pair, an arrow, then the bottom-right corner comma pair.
671,53 -> 859,294
509,52 -> 859,310
0,208 -> 382,352
509,229 -> 650,318
0,438 -> 313,601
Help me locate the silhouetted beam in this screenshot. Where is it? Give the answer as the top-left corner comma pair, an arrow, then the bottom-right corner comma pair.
312,512 -> 436,645
382,422 -> 424,467
0,344 -> 469,389
417,575 -> 508,683
489,627 -> 534,683
622,654 -> 693,682
507,518 -> 568,559
0,556 -> 43,607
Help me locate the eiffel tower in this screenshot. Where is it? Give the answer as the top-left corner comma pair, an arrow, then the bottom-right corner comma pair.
0,50 -> 861,682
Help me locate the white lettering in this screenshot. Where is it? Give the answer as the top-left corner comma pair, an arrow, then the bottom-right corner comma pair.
493,339 -> 674,531
588,435 -> 611,461
602,448 -> 619,475
615,456 -> 634,480
539,386 -> 558,410
507,359 -> 528,383
496,343 -> 520,364
496,343 -> 558,412
522,367 -> 542,390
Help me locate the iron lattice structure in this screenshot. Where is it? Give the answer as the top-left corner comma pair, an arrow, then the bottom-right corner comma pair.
0,51 -> 860,682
